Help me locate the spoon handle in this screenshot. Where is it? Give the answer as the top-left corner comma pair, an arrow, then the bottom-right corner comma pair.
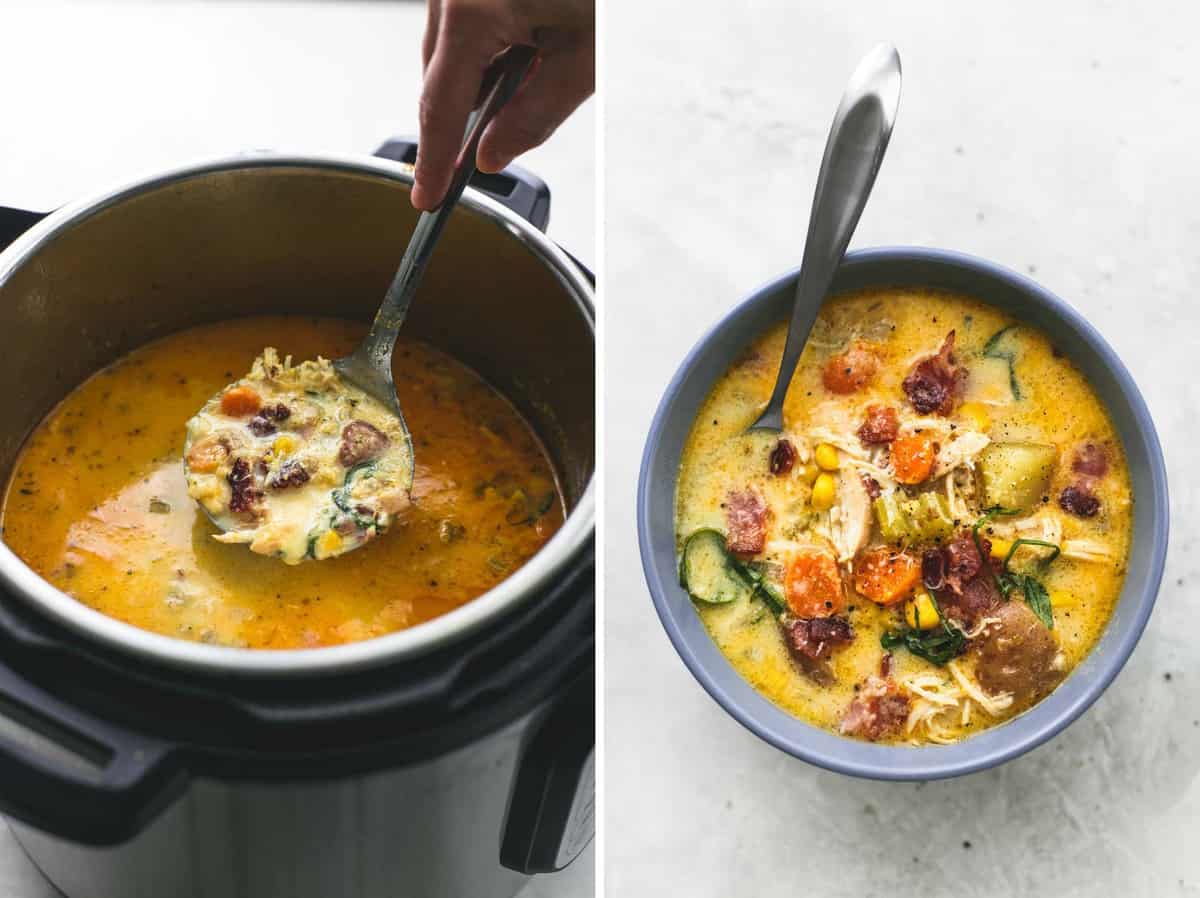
752,44 -> 902,431
357,44 -> 538,369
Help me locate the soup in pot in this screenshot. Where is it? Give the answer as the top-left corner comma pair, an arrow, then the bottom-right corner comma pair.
1,316 -> 562,649
675,288 -> 1131,745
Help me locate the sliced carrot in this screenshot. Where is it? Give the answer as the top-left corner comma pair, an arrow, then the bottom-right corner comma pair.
891,432 -> 937,484
853,547 -> 921,605
219,385 -> 261,417
185,435 -> 227,473
785,551 -> 845,618
822,343 -> 878,394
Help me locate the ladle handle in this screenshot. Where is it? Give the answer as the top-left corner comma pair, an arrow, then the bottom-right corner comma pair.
357,44 -> 538,372
754,43 -> 901,430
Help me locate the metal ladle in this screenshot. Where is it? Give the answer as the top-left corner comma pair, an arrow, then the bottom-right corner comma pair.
750,43 -> 902,433
334,44 -> 539,482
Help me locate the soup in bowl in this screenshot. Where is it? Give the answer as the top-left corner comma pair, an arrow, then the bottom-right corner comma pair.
639,248 -> 1167,778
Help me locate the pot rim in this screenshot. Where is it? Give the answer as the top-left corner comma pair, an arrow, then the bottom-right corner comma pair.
0,151 -> 595,677
637,246 -> 1168,780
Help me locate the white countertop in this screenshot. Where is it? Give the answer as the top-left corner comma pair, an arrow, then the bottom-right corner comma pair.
0,2 -> 593,895
605,1 -> 1200,895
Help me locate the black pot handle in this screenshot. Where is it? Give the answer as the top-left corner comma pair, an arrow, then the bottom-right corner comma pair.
0,207 -> 48,254
0,653 -> 183,846
500,665 -> 594,874
374,137 -> 551,232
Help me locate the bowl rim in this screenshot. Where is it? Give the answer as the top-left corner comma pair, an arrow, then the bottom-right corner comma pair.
0,151 -> 596,678
637,245 -> 1169,780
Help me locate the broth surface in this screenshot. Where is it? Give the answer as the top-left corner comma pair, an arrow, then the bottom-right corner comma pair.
675,289 -> 1132,745
1,317 -> 562,649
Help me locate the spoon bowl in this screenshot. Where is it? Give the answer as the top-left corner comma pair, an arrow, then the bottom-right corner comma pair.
749,43 -> 902,433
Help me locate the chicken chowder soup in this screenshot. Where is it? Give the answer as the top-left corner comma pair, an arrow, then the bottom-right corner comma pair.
675,289 -> 1131,745
1,317 -> 562,649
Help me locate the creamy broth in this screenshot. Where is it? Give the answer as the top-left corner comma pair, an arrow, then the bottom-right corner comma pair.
1,317 -> 562,649
675,289 -> 1132,745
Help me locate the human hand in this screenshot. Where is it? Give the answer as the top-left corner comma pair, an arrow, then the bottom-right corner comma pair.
411,0 -> 594,210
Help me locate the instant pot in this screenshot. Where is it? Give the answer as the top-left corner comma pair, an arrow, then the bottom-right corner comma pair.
0,140 -> 594,897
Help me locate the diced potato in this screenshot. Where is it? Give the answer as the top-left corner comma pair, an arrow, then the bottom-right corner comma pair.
978,442 -> 1058,513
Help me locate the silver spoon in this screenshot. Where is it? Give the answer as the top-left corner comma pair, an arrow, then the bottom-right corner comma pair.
750,43 -> 902,433
335,43 -> 539,484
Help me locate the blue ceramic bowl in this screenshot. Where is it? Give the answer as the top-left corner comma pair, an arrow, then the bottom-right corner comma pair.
637,247 -> 1169,780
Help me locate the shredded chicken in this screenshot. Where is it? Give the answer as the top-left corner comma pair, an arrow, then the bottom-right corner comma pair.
901,662 -> 1013,745
830,468 -> 872,562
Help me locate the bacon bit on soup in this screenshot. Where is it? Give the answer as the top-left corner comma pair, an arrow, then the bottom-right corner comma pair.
226,457 -> 263,515
1059,484 -> 1100,518
338,420 -> 390,467
944,530 -> 987,592
263,403 -> 291,422
857,404 -> 899,445
785,551 -> 845,617
853,547 -> 921,605
219,386 -> 262,417
247,414 -> 278,437
769,438 -> 797,475
902,330 -> 967,415
783,616 -> 853,685
822,343 -> 878,394
266,460 -> 310,490
840,676 -> 910,741
784,615 -> 853,660
1072,442 -> 1109,479
725,489 -> 769,555
890,432 -> 938,484
921,548 -> 947,590
185,434 -> 228,473
861,473 -> 882,500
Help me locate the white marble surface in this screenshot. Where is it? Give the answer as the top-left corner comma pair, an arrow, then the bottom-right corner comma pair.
605,1 -> 1200,895
0,2 -> 593,896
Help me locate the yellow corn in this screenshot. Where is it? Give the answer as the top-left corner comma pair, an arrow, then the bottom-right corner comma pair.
959,401 -> 991,433
795,462 -> 820,485
814,443 -> 840,471
316,530 -> 343,557
989,537 -> 1014,561
905,590 -> 939,630
811,472 -> 837,510
272,435 -> 298,457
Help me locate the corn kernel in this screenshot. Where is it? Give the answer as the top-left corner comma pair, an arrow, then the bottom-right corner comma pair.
989,537 -> 1014,561
959,401 -> 991,433
316,530 -> 343,557
814,443 -> 840,471
795,463 -> 820,484
905,590 -> 939,630
811,472 -> 837,510
272,435 -> 298,457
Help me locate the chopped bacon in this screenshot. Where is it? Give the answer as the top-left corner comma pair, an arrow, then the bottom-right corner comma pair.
769,439 -> 797,475
861,474 -> 882,500
901,331 -> 968,415
840,676 -> 911,741
1059,485 -> 1100,518
262,403 -> 291,422
725,489 -> 769,555
338,420 -> 389,467
247,414 -> 277,437
879,652 -> 894,678
784,616 -> 854,661
857,404 -> 899,445
226,457 -> 263,515
945,530 -> 987,590
784,616 -> 853,686
921,548 -> 947,590
940,574 -> 1001,629
1072,442 -> 1109,479
266,460 -> 310,490
822,344 -> 879,394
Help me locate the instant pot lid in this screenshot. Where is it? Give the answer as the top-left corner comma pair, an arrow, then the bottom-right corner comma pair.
0,152 -> 595,678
